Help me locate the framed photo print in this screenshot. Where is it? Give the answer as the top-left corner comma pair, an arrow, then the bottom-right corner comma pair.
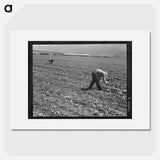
10,31 -> 150,130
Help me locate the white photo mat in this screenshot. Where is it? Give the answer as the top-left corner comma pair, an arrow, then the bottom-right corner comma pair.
10,31 -> 150,130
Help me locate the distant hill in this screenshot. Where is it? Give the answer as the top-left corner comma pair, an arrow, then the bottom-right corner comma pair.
33,49 -> 64,56
33,44 -> 126,58
63,53 -> 90,57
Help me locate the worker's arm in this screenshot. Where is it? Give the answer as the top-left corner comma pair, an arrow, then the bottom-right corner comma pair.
103,72 -> 109,86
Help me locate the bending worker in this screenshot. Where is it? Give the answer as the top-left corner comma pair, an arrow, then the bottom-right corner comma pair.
88,69 -> 109,90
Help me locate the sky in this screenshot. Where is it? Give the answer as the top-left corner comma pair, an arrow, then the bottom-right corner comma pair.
33,44 -> 126,57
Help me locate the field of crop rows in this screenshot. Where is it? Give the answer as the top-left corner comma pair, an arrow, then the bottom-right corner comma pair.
33,55 -> 127,117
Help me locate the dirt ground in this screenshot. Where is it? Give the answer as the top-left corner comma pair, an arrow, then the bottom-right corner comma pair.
33,55 -> 127,117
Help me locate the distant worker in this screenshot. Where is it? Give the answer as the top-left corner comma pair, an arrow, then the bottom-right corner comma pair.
87,69 -> 109,90
48,59 -> 54,64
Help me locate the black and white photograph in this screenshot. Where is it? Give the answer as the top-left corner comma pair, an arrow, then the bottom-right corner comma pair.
28,41 -> 132,119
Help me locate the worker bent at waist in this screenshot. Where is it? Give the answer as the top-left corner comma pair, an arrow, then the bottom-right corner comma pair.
88,69 -> 109,90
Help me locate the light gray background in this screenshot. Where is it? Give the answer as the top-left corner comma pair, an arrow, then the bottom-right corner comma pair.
4,4 -> 155,156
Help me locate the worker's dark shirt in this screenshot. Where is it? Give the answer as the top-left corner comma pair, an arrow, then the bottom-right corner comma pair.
93,69 -> 108,85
